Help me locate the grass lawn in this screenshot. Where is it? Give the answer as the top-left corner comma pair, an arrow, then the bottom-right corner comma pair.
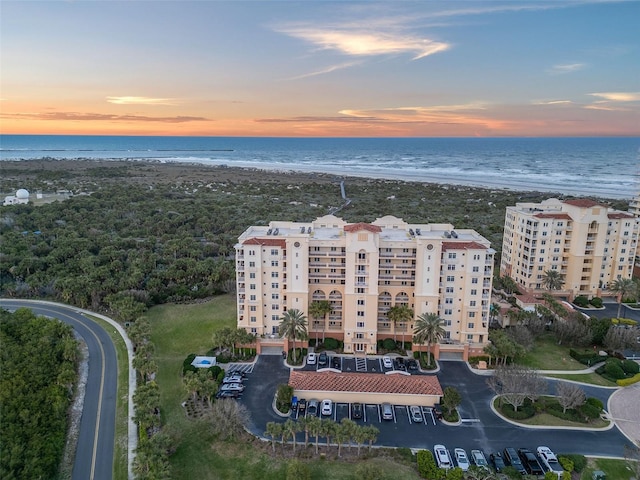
515,412 -> 609,429
147,296 -> 422,480
545,372 -> 617,387
581,458 -> 637,480
518,333 -> 587,371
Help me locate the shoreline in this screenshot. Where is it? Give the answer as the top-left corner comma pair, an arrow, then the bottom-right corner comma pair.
0,157 -> 632,201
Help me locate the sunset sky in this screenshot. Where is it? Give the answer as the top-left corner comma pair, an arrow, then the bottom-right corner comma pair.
1,0 -> 639,137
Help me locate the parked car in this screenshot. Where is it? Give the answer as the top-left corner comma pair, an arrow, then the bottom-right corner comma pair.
307,352 -> 316,365
331,356 -> 341,369
298,398 -> 307,413
382,356 -> 393,368
291,396 -> 298,410
409,405 -> 423,423
394,358 -> 407,371
503,447 -> 527,475
490,452 -> 506,472
381,403 -> 394,420
537,446 -> 563,475
215,390 -> 240,399
518,448 -> 544,476
307,399 -> 319,416
432,404 -> 443,420
222,374 -> 244,384
219,383 -> 245,393
318,352 -> 328,366
407,359 -> 419,371
470,450 -> 489,470
351,402 -> 363,420
434,444 -> 452,470
321,399 -> 333,416
454,448 -> 470,471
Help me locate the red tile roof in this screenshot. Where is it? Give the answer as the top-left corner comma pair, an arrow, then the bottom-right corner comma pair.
289,370 -> 443,396
563,199 -> 601,208
442,241 -> 487,251
242,238 -> 286,247
608,212 -> 634,219
534,213 -> 572,220
344,222 -> 382,233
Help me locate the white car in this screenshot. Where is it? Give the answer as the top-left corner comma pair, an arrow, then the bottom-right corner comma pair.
470,450 -> 489,470
454,448 -> 470,471
321,399 -> 333,416
537,446 -> 563,474
434,444 -> 452,470
307,352 -> 316,365
222,374 -> 243,384
382,356 -> 393,368
409,405 -> 423,423
219,383 -> 244,393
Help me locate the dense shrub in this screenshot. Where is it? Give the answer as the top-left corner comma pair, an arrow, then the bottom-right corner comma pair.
498,399 -> 535,419
417,450 -> 443,479
558,454 -> 586,472
589,297 -> 603,308
382,338 -> 397,351
622,359 -> 640,374
558,456 -> 574,472
617,373 -> 640,386
276,384 -> 293,413
323,337 -> 339,350
604,359 -> 626,380
286,459 -> 310,480
573,295 -> 589,308
579,402 -> 601,420
569,349 -> 604,366
468,355 -> 490,365
183,353 -> 198,374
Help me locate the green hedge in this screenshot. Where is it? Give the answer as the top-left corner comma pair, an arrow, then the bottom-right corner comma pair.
557,454 -> 586,473
573,295 -> 589,308
617,373 -> 640,386
498,399 -> 535,419
589,297 -> 603,308
569,348 -> 604,366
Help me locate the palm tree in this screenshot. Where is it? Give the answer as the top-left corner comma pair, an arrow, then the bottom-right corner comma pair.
283,418 -> 299,452
264,422 -> 283,452
279,309 -> 308,364
541,269 -> 564,291
320,418 -> 337,450
413,312 -> 446,366
489,302 -> 501,324
306,415 -> 323,454
609,277 -> 636,319
308,300 -> 331,343
363,425 -> 379,451
387,304 -> 414,349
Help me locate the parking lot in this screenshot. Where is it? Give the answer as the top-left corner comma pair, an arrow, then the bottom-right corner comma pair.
291,400 -> 439,427
305,353 -> 419,374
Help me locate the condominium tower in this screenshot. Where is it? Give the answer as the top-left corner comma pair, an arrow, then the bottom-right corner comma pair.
501,198 -> 638,297
235,215 -> 494,357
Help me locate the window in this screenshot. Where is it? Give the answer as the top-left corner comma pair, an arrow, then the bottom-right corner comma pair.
271,293 -> 279,300
445,286 -> 454,293
356,333 -> 364,339
271,315 -> 279,321
271,282 -> 279,288
447,275 -> 455,282
443,318 -> 452,325
447,264 -> 456,271
271,272 -> 279,278
469,312 -> 476,318
470,301 -> 476,306
250,295 -> 256,301
445,298 -> 453,304
250,284 -> 256,290
473,254 -> 480,260
250,328 -> 257,334
270,249 -> 278,255
472,266 -> 479,272
249,261 -> 256,267
448,252 -> 457,259
357,311 -> 365,317
468,322 -> 475,329
471,278 -> 479,284
470,289 -> 477,295
467,334 -> 474,341
272,304 -> 279,310
249,272 -> 256,279
357,321 -> 365,328
357,299 -> 365,305
250,316 -> 256,322
358,252 -> 366,259
357,287 -> 365,294
271,260 -> 279,267
250,306 -> 257,311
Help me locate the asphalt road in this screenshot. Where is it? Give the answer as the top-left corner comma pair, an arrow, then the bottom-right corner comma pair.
242,355 -> 633,457
0,299 -> 116,480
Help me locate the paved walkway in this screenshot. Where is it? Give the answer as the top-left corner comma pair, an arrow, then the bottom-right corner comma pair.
608,381 -> 640,445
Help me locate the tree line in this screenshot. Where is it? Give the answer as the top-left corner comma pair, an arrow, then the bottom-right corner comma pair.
0,308 -> 79,480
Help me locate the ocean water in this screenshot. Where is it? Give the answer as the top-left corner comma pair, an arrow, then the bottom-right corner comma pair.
1,135 -> 638,199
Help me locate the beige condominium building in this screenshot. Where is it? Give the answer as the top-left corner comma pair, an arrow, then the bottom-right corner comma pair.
235,215 -> 494,358
501,198 -> 639,298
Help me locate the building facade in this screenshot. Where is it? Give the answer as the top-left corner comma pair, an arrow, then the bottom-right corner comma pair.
501,198 -> 639,297
235,215 -> 494,355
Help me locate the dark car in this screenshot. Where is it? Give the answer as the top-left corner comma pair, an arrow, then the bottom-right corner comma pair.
318,352 -> 328,366
307,399 -> 319,416
351,402 -> 363,419
394,358 -> 407,371
490,452 -> 506,472
503,447 -> 527,475
432,404 -> 443,420
331,356 -> 341,369
407,359 -> 418,371
517,448 -> 544,476
298,398 -> 307,413
215,390 -> 240,399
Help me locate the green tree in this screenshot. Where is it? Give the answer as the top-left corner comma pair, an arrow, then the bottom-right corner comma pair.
541,269 -> 564,291
441,386 -> 462,418
306,415 -> 323,454
413,312 -> 446,366
279,309 -> 308,364
264,422 -> 282,452
387,304 -> 414,349
609,277 -> 636,318
308,300 -> 332,342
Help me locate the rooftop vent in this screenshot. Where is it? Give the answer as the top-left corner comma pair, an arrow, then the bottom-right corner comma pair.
273,228 -> 279,235
451,231 -> 458,238
444,231 -> 451,238
307,227 -> 312,233
409,228 -> 415,236
415,228 -> 421,235
266,228 -> 272,235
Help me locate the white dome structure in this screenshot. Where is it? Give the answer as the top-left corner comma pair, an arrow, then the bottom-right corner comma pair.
16,189 -> 30,199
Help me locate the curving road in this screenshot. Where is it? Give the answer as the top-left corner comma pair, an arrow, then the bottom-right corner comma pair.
0,299 -> 117,480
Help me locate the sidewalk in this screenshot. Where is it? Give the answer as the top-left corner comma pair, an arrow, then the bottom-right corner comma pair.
607,382 -> 640,444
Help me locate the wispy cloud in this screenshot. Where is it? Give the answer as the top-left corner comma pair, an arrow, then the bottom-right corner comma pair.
287,61 -> 363,80
1,111 -> 207,123
533,100 -> 573,105
106,96 -> 178,106
588,92 -> 640,102
278,28 -> 450,60
548,63 -> 586,74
